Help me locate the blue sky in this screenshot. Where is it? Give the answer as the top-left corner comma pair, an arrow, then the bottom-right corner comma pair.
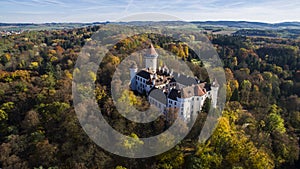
0,0 -> 299,23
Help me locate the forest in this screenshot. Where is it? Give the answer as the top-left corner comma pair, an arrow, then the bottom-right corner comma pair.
0,24 -> 299,169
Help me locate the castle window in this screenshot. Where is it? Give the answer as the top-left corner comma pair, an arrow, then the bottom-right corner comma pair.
197,98 -> 199,101
174,102 -> 177,105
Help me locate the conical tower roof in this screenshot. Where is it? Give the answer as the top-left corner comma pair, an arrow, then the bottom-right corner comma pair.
147,44 -> 158,57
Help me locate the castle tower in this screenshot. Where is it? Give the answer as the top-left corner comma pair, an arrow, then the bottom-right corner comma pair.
211,78 -> 219,108
145,44 -> 158,73
129,62 -> 138,90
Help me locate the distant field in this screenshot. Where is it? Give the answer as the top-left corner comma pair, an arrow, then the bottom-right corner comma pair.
1,21 -> 299,39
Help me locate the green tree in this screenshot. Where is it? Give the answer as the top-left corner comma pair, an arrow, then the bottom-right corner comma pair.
265,105 -> 286,134
240,80 -> 252,104
0,109 -> 8,121
115,166 -> 127,169
157,147 -> 185,169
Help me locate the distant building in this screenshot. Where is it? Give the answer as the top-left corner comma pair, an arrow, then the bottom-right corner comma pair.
130,44 -> 219,122
0,30 -> 21,36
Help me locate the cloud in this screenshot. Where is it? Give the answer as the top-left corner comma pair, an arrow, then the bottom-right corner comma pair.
4,0 -> 66,7
124,0 -> 134,14
1,0 -> 300,23
7,10 -> 65,15
32,0 -> 65,6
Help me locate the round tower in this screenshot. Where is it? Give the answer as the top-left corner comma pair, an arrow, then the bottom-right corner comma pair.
129,62 -> 138,90
145,44 -> 158,73
211,78 -> 219,108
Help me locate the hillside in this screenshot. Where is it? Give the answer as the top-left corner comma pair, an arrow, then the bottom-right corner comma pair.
0,24 -> 299,169
1,21 -> 300,39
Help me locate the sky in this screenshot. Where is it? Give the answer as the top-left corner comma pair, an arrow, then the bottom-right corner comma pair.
0,0 -> 300,23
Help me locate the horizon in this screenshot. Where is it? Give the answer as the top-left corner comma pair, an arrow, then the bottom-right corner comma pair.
1,20 -> 300,24
1,0 -> 300,23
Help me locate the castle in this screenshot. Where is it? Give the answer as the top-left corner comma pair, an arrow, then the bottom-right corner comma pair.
129,44 -> 219,122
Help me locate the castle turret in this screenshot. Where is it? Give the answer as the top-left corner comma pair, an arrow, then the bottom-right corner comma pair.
145,44 -> 158,73
129,62 -> 138,90
211,78 -> 219,108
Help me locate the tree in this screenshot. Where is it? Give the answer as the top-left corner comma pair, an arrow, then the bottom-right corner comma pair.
240,80 -> 252,104
0,109 -> 8,121
0,53 -> 11,65
115,166 -> 127,169
22,110 -> 40,130
265,105 -> 286,134
157,147 -> 185,169
230,88 -> 239,101
42,72 -> 56,90
29,139 -> 58,168
201,98 -> 211,113
189,142 -> 222,169
120,133 -> 144,157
